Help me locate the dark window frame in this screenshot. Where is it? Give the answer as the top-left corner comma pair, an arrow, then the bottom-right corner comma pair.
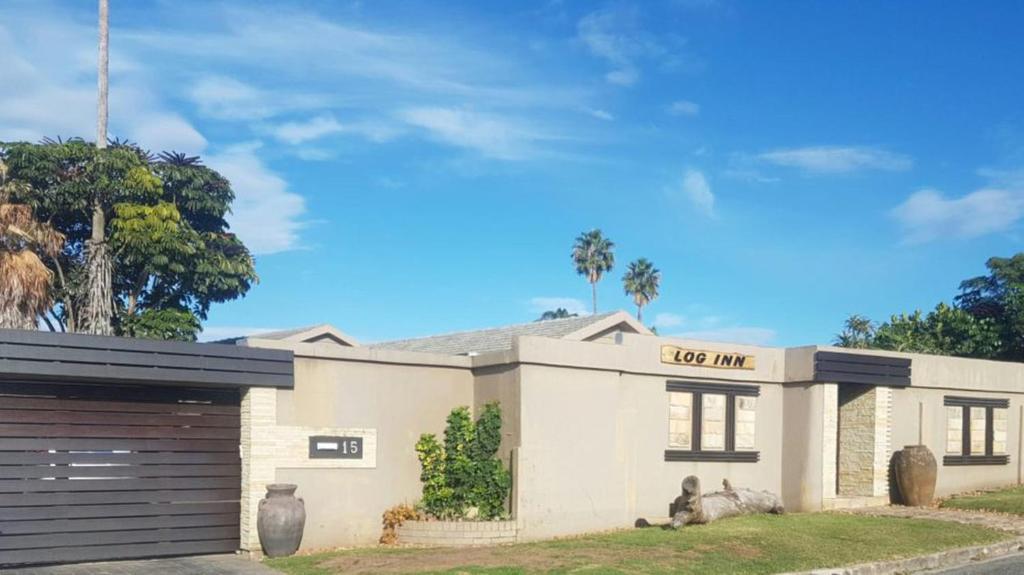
664,381 -> 760,463
943,396 -> 1010,466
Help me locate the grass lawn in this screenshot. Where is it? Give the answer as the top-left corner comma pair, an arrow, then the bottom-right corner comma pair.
265,513 -> 1008,575
941,485 -> 1024,515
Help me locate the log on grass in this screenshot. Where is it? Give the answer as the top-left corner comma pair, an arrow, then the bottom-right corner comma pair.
670,476 -> 785,529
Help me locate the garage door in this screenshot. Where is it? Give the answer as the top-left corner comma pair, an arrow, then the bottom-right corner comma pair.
0,382 -> 241,567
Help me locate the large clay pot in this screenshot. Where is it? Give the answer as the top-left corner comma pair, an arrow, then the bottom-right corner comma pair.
893,445 -> 937,507
257,484 -> 306,557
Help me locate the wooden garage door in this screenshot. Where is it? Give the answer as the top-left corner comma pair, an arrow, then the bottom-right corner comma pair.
0,382 -> 241,567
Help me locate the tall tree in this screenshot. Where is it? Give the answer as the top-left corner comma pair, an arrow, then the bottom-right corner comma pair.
3,140 -> 162,333
0,159 -> 64,329
956,254 -> 1024,361
872,304 -> 1000,358
82,0 -> 113,334
114,151 -> 257,340
622,258 -> 661,322
572,229 -> 615,314
1,142 -> 256,341
836,304 -> 1000,359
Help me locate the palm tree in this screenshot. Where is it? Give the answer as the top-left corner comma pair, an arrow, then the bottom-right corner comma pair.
0,160 -> 64,329
622,258 -> 661,323
572,229 -> 615,314
835,314 -> 875,348
82,0 -> 113,335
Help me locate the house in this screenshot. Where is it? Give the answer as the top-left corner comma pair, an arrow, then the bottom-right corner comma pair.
0,311 -> 1020,564
231,312 -> 1022,549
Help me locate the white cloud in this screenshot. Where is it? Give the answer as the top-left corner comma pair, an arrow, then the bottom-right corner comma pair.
720,153 -> 780,184
188,76 -> 278,121
586,108 -> 615,121
188,76 -> 332,123
657,307 -> 777,345
758,146 -> 912,174
0,8 -> 156,145
272,116 -> 346,145
125,5 -> 582,110
528,297 -> 590,317
292,148 -> 335,162
890,187 -> 1024,244
577,7 -> 665,87
377,177 -> 404,189
126,114 -> 207,154
670,169 -> 714,216
653,313 -> 684,328
668,100 -> 700,117
669,327 -> 777,346
605,68 -> 639,86
400,107 -> 557,160
978,167 -> 1024,188
0,4 -> 310,254
204,142 -> 307,255
340,119 -> 404,143
270,116 -> 402,147
2,0 -> 597,170
721,168 -> 779,184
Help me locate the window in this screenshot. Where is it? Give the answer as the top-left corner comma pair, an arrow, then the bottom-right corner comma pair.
665,381 -> 760,463
944,396 -> 1010,466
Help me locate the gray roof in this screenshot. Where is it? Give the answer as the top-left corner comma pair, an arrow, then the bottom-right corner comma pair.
212,326 -> 319,345
213,324 -> 356,346
370,312 -> 623,355
244,325 -> 327,340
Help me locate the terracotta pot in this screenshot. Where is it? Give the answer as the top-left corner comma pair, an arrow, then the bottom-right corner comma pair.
258,484 -> 306,557
893,445 -> 937,507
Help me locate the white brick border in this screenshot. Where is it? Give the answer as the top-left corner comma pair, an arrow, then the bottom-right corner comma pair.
822,384 -> 838,501
397,520 -> 518,547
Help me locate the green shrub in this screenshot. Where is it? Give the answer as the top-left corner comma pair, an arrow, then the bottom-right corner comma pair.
470,403 -> 511,518
416,402 -> 512,520
443,406 -> 475,513
414,433 -> 453,519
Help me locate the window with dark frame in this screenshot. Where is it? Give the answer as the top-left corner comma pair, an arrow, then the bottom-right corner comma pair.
665,381 -> 760,463
944,396 -> 1010,466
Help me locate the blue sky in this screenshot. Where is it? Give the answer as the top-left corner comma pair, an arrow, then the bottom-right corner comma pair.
3,0 -> 1024,346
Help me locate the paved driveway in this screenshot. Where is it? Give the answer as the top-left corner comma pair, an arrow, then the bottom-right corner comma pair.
2,554 -> 279,575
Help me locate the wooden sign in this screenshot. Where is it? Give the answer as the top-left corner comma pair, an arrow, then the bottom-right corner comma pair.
661,345 -> 756,370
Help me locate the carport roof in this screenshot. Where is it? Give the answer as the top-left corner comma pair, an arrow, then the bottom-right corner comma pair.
0,329 -> 294,389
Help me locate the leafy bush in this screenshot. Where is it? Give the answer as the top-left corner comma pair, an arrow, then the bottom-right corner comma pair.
414,433 -> 453,519
415,402 -> 512,520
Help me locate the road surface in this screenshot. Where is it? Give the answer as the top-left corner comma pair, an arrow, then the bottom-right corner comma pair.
928,553 -> 1024,574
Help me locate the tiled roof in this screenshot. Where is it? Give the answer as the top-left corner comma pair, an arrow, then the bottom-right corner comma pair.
369,312 -> 623,355
245,325 -> 329,340
215,324 -> 357,346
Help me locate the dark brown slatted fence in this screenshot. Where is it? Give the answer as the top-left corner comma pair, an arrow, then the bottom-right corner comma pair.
0,382 -> 241,567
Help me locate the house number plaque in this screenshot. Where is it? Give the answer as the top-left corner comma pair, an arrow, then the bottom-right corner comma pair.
308,435 -> 364,459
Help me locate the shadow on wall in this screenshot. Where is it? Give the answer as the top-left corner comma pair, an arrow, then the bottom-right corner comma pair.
888,451 -> 902,504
